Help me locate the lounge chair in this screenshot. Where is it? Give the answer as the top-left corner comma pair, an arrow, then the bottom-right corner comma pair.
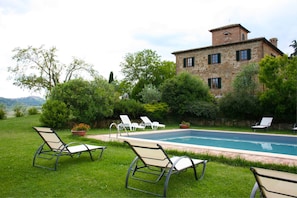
33,127 -> 106,170
292,123 -> 297,131
250,167 -> 297,198
119,115 -> 145,131
251,117 -> 273,131
140,116 -> 165,129
124,140 -> 207,197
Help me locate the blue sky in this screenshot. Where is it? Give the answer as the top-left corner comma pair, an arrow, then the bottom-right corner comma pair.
0,0 -> 296,98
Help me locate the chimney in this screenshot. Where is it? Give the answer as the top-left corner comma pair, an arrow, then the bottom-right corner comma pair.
269,38 -> 278,47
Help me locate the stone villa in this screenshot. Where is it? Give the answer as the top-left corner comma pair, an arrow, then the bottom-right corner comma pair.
172,24 -> 283,97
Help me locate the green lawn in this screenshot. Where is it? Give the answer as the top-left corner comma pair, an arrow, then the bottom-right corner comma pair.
0,115 -> 295,197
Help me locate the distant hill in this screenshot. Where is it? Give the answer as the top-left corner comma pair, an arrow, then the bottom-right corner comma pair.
0,96 -> 45,107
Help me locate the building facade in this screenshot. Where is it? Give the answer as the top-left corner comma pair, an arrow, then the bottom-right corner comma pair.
172,24 -> 283,97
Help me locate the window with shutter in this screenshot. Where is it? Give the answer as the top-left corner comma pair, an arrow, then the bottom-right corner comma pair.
208,77 -> 222,89
236,49 -> 251,61
208,53 -> 221,64
183,57 -> 195,67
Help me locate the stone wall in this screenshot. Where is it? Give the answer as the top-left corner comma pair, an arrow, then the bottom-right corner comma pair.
175,39 -> 280,96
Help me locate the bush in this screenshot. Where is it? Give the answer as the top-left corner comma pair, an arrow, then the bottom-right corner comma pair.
185,100 -> 218,119
0,104 -> 7,119
40,100 -> 70,128
28,107 -> 39,115
113,99 -> 145,119
138,84 -> 161,103
13,104 -> 26,117
143,102 -> 169,121
161,72 -> 215,117
49,78 -> 117,125
219,93 -> 261,119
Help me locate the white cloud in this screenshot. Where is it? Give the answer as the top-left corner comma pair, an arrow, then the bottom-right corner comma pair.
1,0 -> 296,98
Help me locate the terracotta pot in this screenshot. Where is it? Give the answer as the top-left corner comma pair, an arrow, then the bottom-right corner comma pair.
179,124 -> 190,129
71,130 -> 86,136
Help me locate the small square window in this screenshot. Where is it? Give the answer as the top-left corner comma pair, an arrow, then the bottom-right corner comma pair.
236,49 -> 251,61
208,77 -> 221,89
208,53 -> 221,64
183,57 -> 195,67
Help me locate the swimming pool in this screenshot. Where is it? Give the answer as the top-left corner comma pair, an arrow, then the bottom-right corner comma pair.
127,130 -> 297,156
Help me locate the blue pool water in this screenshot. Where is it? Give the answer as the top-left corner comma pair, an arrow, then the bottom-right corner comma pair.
128,130 -> 297,156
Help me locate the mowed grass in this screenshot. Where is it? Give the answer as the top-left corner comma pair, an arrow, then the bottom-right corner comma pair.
0,115 -> 295,197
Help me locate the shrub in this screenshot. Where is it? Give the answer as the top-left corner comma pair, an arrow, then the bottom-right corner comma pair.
49,78 -> 117,124
40,100 -> 70,128
28,107 -> 39,115
113,99 -> 145,119
219,93 -> 261,119
185,100 -> 218,119
0,103 -> 7,119
143,102 -> 169,121
138,84 -> 161,103
13,104 -> 26,117
161,72 -> 215,117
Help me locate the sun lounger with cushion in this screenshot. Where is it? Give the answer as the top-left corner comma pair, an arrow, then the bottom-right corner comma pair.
140,116 -> 165,129
250,167 -> 297,198
33,127 -> 106,170
124,140 -> 207,197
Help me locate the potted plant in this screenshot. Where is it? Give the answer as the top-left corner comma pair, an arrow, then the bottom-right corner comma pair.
71,123 -> 90,136
179,121 -> 190,129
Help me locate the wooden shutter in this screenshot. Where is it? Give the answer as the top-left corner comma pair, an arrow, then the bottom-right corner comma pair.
208,55 -> 211,64
192,57 -> 195,66
208,78 -> 211,88
183,58 -> 186,67
218,53 -> 221,63
236,51 -> 239,61
218,78 -> 222,88
247,49 -> 251,60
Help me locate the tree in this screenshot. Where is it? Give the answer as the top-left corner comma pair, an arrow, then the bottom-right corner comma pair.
290,40 -> 297,57
138,84 -> 161,103
8,45 -> 98,96
233,63 -> 259,95
48,78 -> 117,125
219,63 -> 261,119
120,49 -> 175,99
108,71 -> 114,83
258,55 -> 297,121
160,72 -> 216,118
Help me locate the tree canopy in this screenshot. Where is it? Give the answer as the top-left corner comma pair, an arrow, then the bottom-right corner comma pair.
259,55 -> 297,121
160,72 -> 216,118
219,63 -> 261,119
290,40 -> 297,57
8,45 -> 98,96
121,49 -> 174,82
120,49 -> 175,100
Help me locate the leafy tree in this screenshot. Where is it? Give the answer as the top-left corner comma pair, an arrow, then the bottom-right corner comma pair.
233,63 -> 259,95
121,49 -> 162,84
290,40 -> 297,57
49,78 -> 117,124
258,55 -> 297,121
138,84 -> 161,103
160,72 -> 216,118
120,49 -> 175,99
8,45 -> 98,96
219,63 -> 261,119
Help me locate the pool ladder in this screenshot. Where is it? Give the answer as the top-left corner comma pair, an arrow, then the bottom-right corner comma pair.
109,122 -> 129,138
